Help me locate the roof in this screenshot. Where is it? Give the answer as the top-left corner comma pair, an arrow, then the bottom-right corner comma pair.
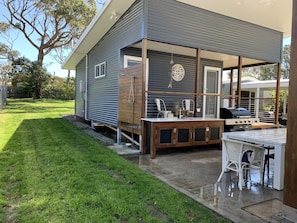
62,0 -> 293,70
224,78 -> 290,90
62,0 -> 136,70
240,79 -> 289,90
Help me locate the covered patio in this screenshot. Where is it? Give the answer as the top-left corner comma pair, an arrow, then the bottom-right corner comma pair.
63,0 -> 297,221
120,146 -> 285,223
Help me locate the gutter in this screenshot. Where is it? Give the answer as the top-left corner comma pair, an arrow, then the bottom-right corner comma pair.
85,54 -> 89,121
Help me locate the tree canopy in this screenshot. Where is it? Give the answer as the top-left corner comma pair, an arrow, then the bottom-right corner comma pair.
2,0 -> 97,98
3,0 -> 97,65
239,44 -> 291,80
281,44 -> 291,79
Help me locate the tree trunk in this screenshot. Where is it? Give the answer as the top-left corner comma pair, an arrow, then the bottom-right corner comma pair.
32,51 -> 44,99
67,69 -> 70,85
33,83 -> 41,99
38,50 -> 44,65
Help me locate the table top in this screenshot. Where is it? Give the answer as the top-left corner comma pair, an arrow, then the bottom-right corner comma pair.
223,128 -> 287,146
251,122 -> 281,129
141,117 -> 224,123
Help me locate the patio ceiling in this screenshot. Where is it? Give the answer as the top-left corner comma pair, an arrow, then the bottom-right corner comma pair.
62,0 -> 292,70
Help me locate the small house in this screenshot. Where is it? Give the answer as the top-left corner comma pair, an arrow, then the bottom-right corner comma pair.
63,0 -> 290,152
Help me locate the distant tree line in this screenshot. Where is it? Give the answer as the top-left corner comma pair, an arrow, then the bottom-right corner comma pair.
8,56 -> 75,100
241,44 -> 291,80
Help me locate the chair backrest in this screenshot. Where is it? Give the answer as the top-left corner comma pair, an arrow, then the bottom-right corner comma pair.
223,139 -> 246,164
223,138 -> 265,166
182,99 -> 194,112
246,145 -> 265,167
155,98 -> 167,112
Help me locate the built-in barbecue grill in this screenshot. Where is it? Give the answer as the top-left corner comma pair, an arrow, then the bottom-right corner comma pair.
220,107 -> 259,132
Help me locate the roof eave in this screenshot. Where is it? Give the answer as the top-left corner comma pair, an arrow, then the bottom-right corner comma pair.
62,0 -> 136,70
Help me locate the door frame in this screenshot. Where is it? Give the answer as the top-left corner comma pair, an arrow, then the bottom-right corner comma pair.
203,66 -> 221,118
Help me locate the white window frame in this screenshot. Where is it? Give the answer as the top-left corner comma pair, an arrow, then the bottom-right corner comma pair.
94,62 -> 106,79
203,66 -> 221,118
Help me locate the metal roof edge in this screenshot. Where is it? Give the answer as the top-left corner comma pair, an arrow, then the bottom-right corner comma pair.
62,0 -> 136,70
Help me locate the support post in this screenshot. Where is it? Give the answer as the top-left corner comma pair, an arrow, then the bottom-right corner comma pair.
283,0 -> 297,221
229,69 -> 234,107
237,56 -> 242,108
142,38 -> 148,118
275,63 -> 281,124
195,49 -> 201,116
117,128 -> 121,145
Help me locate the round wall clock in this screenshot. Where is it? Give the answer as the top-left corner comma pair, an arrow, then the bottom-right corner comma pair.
171,64 -> 185,81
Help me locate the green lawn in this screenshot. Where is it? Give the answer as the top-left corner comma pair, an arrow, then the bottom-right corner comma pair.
0,99 -> 230,223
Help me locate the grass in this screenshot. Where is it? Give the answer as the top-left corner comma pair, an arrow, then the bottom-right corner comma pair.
0,99 -> 231,223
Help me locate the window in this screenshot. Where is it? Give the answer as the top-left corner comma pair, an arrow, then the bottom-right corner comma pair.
124,55 -> 142,68
95,62 -> 106,79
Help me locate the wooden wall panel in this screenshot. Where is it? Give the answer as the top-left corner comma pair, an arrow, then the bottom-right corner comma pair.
118,64 -> 143,130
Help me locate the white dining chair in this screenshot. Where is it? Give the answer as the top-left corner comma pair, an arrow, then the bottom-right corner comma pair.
181,99 -> 195,116
155,98 -> 172,118
217,138 -> 265,190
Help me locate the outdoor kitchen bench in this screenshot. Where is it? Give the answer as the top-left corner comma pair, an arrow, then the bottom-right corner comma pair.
141,117 -> 224,159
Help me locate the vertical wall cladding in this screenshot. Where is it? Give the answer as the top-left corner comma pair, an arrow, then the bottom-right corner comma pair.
86,1 -> 143,126
146,0 -> 283,63
123,47 -> 223,118
75,57 -> 86,118
147,51 -> 196,118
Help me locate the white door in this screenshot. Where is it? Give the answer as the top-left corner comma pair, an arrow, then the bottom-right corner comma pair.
123,55 -> 149,116
203,66 -> 221,118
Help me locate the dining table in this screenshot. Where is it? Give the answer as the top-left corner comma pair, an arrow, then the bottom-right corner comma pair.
221,128 -> 286,190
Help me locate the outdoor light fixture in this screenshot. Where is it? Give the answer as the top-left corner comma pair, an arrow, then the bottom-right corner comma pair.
110,12 -> 118,20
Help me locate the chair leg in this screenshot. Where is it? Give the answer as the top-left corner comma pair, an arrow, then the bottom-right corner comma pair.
217,171 -> 224,183
217,167 -> 227,183
262,166 -> 265,184
260,166 -> 264,185
267,149 -> 270,175
263,148 -> 273,180
238,170 -> 243,190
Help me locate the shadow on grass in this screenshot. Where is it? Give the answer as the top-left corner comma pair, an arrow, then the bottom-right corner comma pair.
0,117 -> 230,223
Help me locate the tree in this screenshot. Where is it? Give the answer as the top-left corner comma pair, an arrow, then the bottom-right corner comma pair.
281,44 -> 290,79
3,0 -> 97,98
0,22 -> 20,86
10,57 -> 50,98
50,45 -> 72,84
253,64 -> 278,81
42,76 -> 75,100
241,44 -> 291,81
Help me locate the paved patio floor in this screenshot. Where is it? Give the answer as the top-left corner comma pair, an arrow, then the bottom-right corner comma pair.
114,145 -> 293,223
66,116 -> 294,223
